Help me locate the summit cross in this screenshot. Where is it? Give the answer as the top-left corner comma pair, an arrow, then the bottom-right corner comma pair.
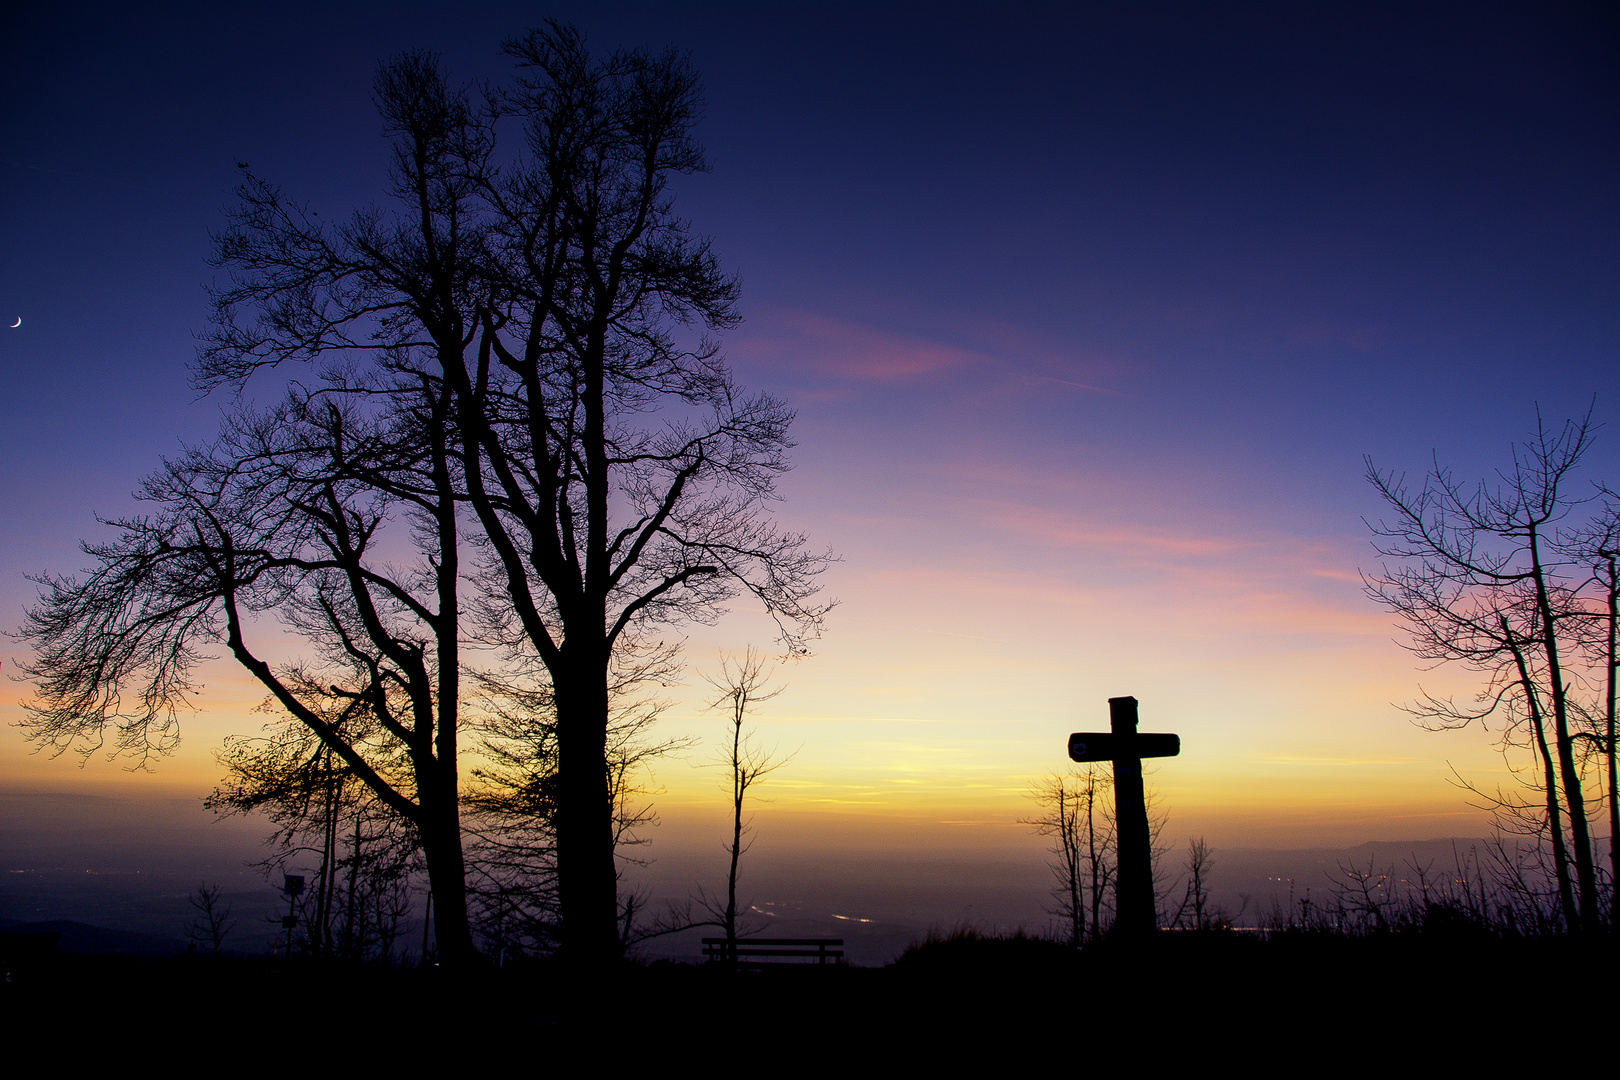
1067,695 -> 1181,937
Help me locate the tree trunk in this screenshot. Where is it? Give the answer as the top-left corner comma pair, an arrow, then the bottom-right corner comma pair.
726,716 -> 743,957
1604,553 -> 1619,910
554,663 -> 622,963
418,793 -> 475,965
423,427 -> 475,967
1086,781 -> 1102,942
1529,537 -> 1601,930
1509,633 -> 1578,929
1062,786 -> 1083,947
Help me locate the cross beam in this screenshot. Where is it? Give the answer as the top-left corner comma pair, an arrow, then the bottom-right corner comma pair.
1067,695 -> 1181,937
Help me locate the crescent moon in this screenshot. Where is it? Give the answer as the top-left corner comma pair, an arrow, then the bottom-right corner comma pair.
7,317 -> 18,328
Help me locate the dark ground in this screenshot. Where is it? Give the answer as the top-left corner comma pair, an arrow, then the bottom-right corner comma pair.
2,929 -> 1608,1062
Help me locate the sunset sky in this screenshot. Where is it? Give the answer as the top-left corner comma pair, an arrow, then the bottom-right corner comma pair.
2,0 -> 1616,912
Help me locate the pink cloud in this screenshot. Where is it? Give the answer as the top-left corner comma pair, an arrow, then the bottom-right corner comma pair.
963,498 -> 1248,558
738,308 -> 986,381
733,305 -> 1130,400
862,559 -> 1390,642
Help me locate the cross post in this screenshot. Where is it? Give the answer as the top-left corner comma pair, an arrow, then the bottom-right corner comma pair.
1067,695 -> 1180,938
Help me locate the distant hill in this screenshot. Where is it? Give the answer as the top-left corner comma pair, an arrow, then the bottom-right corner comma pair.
0,918 -> 186,957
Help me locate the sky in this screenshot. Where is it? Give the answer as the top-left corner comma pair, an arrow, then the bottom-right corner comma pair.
1,3 -> 1616,939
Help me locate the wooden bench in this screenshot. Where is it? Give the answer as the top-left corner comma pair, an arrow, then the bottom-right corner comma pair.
701,937 -> 845,966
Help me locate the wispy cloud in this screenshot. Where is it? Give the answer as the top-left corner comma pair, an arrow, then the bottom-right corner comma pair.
1028,375 -> 1121,395
961,497 -> 1250,558
738,309 -> 988,381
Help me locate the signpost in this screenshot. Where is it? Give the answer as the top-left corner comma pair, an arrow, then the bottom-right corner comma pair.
1068,696 -> 1180,937
282,874 -> 303,959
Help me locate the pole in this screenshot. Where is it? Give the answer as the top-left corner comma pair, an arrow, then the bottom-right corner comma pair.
1109,696 -> 1156,937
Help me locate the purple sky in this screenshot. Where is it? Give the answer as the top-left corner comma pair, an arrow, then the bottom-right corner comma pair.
2,4 -> 1616,903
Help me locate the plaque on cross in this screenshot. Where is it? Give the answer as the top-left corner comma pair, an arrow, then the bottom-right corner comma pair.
1067,695 -> 1180,937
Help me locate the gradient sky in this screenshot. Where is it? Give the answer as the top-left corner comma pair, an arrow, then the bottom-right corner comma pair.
2,2 -> 1616,880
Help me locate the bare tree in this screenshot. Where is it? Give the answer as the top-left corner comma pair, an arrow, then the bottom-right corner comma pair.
20,383 -> 478,963
1364,409 -> 1611,931
208,723 -> 422,963
185,883 -> 236,957
1024,766 -> 1114,945
695,648 -> 790,957
20,26 -> 832,967
1565,498 -> 1620,900
187,26 -> 833,963
459,664 -> 685,958
1330,856 -> 1398,934
456,27 -> 835,962
1178,837 -> 1215,930
1026,773 -> 1085,946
